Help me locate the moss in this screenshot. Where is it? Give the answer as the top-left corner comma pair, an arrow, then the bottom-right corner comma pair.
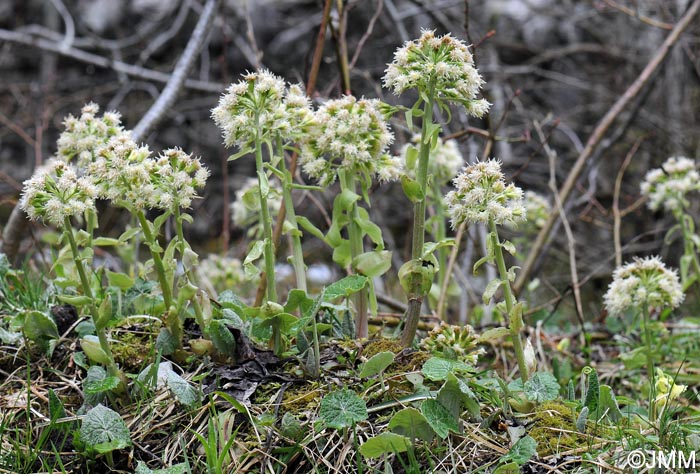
278,381 -> 324,414
363,338 -> 404,358
529,401 -> 585,457
112,330 -> 153,372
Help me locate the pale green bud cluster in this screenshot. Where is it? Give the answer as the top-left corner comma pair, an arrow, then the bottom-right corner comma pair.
20,159 -> 97,226
211,70 -> 314,149
603,256 -> 684,316
195,254 -> 257,298
383,29 -> 490,116
152,148 -> 210,211
505,190 -> 550,231
299,96 -> 398,186
445,159 -> 525,226
400,135 -> 464,185
640,156 -> 699,212
420,323 -> 484,364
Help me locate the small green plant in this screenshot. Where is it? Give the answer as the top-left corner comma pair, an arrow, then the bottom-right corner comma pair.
603,256 -> 684,416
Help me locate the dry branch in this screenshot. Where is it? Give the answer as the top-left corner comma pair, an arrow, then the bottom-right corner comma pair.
513,0 -> 700,295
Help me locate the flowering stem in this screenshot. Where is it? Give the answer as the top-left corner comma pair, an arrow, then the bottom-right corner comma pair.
489,218 -> 529,383
340,170 -> 368,338
676,209 -> 700,291
401,84 -> 436,346
432,185 -> 448,320
254,132 -> 277,303
277,138 -> 307,292
173,205 -> 206,333
63,217 -> 123,390
641,300 -> 656,417
136,210 -> 174,310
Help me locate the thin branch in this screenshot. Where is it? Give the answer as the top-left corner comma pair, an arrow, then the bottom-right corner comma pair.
0,28 -> 224,93
46,0 -> 75,51
513,0 -> 700,294
612,137 -> 643,267
131,0 -> 221,141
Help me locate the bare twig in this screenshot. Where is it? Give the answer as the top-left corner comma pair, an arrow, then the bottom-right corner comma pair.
436,222 -> 466,319
612,137 -> 644,267
514,0 -> 700,294
46,0 -> 75,51
601,0 -> 675,30
0,28 -> 224,93
348,0 -> 383,70
131,0 -> 221,141
137,0 -> 192,66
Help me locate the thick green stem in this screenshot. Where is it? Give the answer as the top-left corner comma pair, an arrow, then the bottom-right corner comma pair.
278,138 -> 307,292
432,186 -> 448,320
340,170 -> 368,338
641,301 -> 656,418
676,209 -> 700,291
136,211 -> 173,309
173,206 -> 206,334
489,218 -> 529,383
401,86 -> 436,347
255,133 -> 277,303
63,218 -> 123,388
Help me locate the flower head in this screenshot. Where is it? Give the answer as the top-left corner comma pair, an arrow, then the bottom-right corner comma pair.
445,159 -> 525,226
299,96 -> 396,186
654,367 -> 686,415
152,148 -> 210,210
505,190 -> 550,231
603,256 -> 684,316
640,156 -> 699,212
383,30 -> 490,116
20,159 -> 97,226
420,323 -> 484,364
400,135 -> 463,185
212,70 -> 295,149
57,103 -> 129,169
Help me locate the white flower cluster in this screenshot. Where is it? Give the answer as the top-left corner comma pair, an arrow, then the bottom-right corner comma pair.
195,253 -> 257,298
522,191 -> 550,230
231,177 -> 282,230
20,159 -> 97,226
299,96 -> 398,186
400,135 -> 464,185
445,159 -> 525,226
603,256 -> 684,316
152,148 -> 210,210
383,29 -> 490,117
57,103 -> 129,169
211,70 -> 313,149
640,156 -> 700,212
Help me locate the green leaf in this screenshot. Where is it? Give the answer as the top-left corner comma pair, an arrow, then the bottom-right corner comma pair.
576,407 -> 589,432
106,271 -> 134,290
92,237 -> 120,247
209,320 -> 236,357
80,404 -> 131,452
118,227 -> 140,243
401,175 -> 424,203
80,336 -> 110,365
524,372 -> 560,403
243,240 -> 265,279
331,240 -> 352,267
502,435 -> 537,465
48,389 -> 65,422
354,251 -> 392,278
478,327 -> 511,342
279,412 -> 307,441
297,216 -> 326,240
23,310 -> 59,341
493,462 -> 520,474
318,389 -> 368,429
422,357 -> 471,381
597,385 -> 623,422
583,366 -> 599,414
166,370 -> 200,408
359,432 -> 411,459
359,352 -> 395,378
483,279 -> 502,305
324,275 -> 368,301
388,407 -> 435,441
135,461 -> 188,474
155,328 -> 178,356
228,147 -> 254,161
355,208 -> 384,247
84,376 -> 121,395
57,295 -> 93,306
421,398 -> 459,439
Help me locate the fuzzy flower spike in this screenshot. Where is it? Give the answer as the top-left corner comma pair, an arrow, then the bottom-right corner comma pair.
20,159 -> 97,227
300,96 -> 397,186
445,159 -> 525,227
603,256 -> 684,316
383,29 -> 490,116
640,156 -> 700,212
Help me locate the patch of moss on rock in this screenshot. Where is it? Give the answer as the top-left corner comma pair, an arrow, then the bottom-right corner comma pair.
529,401 -> 586,457
363,338 -> 404,358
